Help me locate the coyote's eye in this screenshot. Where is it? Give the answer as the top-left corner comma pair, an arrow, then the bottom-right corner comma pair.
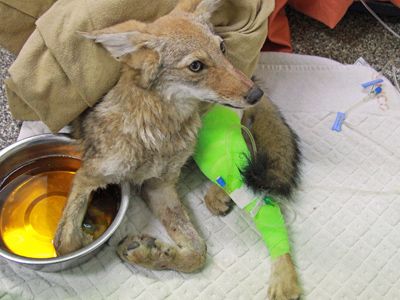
189,60 -> 204,72
220,41 -> 226,54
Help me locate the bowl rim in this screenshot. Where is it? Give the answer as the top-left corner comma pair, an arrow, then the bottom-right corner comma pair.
0,133 -> 74,166
0,134 -> 130,265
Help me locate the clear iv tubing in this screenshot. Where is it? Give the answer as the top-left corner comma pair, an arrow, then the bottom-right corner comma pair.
358,0 -> 400,93
359,0 -> 400,40
240,125 -> 257,157
394,66 -> 400,94
345,57 -> 395,115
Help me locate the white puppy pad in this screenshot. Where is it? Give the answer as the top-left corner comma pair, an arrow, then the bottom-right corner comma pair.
1,53 -> 400,299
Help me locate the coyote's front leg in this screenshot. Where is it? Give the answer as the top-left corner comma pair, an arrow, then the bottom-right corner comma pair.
205,185 -> 301,300
54,166 -> 108,255
268,254 -> 301,300
118,178 -> 206,273
204,96 -> 302,299
204,183 -> 234,216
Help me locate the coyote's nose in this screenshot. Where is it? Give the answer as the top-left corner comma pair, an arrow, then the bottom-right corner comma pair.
245,85 -> 264,104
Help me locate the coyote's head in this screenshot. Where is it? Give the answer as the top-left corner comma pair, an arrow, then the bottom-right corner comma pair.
82,0 -> 263,109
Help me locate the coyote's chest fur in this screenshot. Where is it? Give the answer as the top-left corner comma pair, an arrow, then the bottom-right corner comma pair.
76,77 -> 201,184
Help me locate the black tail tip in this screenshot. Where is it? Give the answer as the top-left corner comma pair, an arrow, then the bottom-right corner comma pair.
241,152 -> 299,199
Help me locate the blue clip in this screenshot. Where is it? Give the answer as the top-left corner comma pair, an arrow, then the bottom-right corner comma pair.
216,176 -> 226,188
361,79 -> 383,89
332,112 -> 346,132
374,86 -> 382,95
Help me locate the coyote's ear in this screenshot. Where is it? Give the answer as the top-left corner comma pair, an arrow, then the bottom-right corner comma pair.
79,20 -> 161,58
79,31 -> 158,59
172,0 -> 221,21
80,21 -> 164,88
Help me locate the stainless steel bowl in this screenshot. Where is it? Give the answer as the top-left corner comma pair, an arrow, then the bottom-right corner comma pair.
0,134 -> 129,272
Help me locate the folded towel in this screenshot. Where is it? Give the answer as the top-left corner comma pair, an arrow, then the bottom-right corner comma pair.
3,0 -> 273,132
0,0 -> 55,54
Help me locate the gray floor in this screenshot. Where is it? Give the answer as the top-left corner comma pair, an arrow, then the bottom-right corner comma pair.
289,8 -> 400,76
0,8 -> 399,149
0,48 -> 18,149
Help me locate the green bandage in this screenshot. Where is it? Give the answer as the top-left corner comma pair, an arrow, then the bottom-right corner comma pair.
194,105 -> 247,194
244,198 -> 290,259
194,105 -> 290,259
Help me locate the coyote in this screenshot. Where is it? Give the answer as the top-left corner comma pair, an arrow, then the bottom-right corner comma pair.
54,0 -> 301,299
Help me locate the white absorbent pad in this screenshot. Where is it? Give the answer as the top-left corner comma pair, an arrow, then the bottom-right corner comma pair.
1,53 -> 400,299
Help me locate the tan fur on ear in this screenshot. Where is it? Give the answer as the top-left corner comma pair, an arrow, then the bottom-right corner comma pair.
80,31 -> 139,57
120,48 -> 161,88
193,0 -> 221,20
79,20 -> 152,58
79,27 -> 160,59
80,20 -> 164,87
172,0 -> 220,20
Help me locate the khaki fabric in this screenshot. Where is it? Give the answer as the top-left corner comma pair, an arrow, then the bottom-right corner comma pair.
4,0 -> 274,132
1,0 -> 55,18
0,0 -> 55,54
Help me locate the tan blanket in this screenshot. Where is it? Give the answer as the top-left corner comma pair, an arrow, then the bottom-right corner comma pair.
2,0 -> 274,132
0,0 -> 55,54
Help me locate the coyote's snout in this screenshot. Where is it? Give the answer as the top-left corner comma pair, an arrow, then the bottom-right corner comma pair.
81,1 -> 263,109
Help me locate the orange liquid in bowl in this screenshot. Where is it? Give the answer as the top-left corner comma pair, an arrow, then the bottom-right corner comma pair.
0,156 -> 120,259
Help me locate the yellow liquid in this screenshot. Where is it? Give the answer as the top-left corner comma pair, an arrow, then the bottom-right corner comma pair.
0,156 -> 120,259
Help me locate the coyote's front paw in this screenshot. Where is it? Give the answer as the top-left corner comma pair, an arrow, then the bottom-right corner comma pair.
268,254 -> 301,300
204,184 -> 234,216
54,221 -> 93,255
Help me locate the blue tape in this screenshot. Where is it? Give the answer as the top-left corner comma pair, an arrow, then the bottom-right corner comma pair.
332,112 -> 346,132
361,79 -> 383,88
216,176 -> 226,188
